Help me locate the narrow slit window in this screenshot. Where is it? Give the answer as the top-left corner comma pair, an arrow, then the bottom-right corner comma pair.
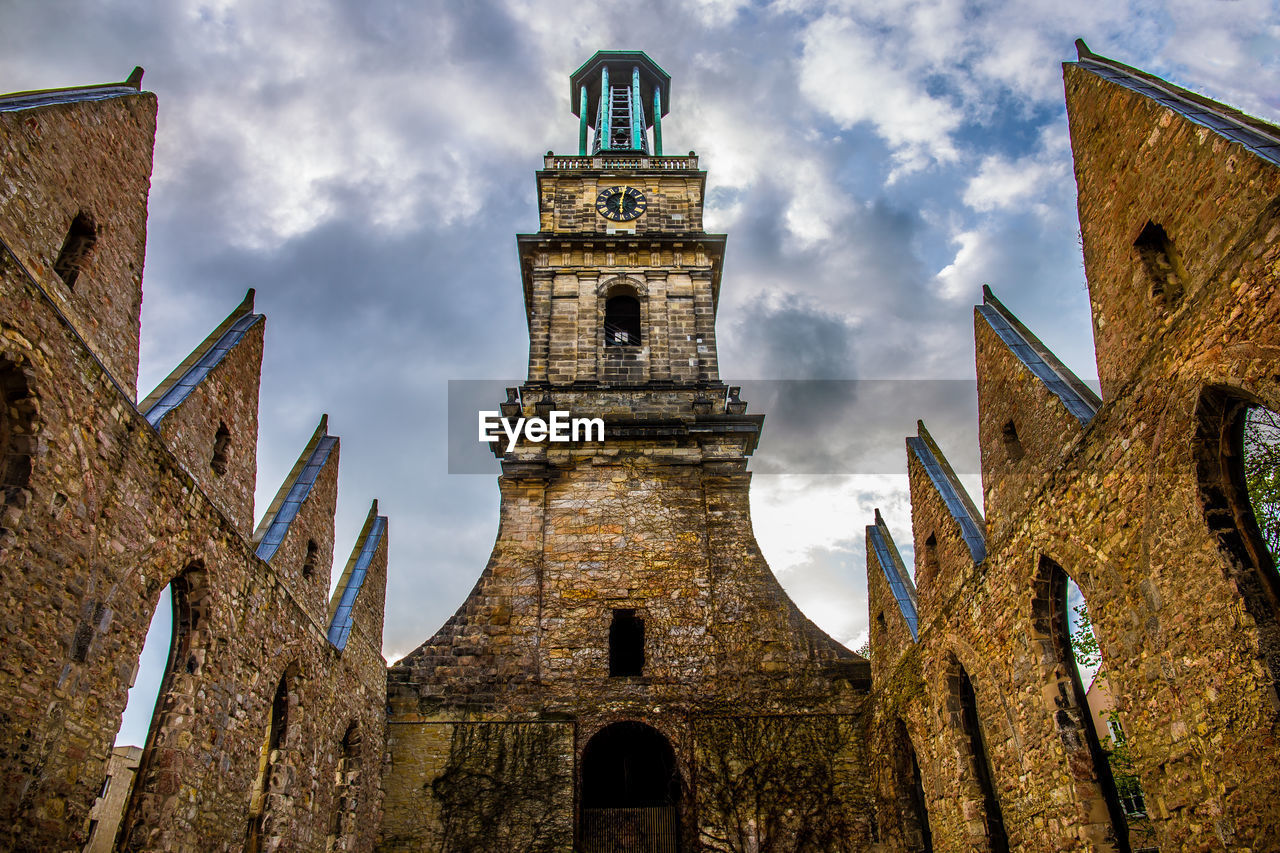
1134,221 -> 1186,306
53,211 -> 97,289
1001,420 -> 1025,462
303,540 -> 319,579
923,533 -> 939,578
609,608 -> 644,676
211,422 -> 231,476
604,295 -> 641,347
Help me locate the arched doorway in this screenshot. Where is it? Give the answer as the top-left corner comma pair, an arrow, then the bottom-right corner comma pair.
580,721 -> 680,852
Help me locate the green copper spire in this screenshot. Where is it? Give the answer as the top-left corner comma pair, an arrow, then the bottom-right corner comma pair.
569,51 -> 671,155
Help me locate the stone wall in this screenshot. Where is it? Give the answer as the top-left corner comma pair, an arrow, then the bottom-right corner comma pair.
866,53 -> 1280,852
0,84 -> 390,853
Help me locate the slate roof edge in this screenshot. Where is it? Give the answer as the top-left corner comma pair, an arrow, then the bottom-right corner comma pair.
252,414 -> 332,547
1069,39 -> 1280,155
978,285 -> 1101,423
867,508 -> 919,641
326,500 -> 388,650
140,289 -> 260,424
0,66 -> 146,111
908,421 -> 987,564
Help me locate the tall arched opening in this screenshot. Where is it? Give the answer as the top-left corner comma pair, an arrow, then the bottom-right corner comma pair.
885,717 -> 932,852
109,561 -> 209,850
245,666 -> 297,853
944,655 -> 1008,853
1195,387 -> 1280,703
580,721 -> 680,852
1033,558 -> 1130,851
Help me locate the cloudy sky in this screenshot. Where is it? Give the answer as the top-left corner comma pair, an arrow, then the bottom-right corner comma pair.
3,0 -> 1278,743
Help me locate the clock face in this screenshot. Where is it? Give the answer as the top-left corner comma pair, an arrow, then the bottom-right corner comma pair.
595,186 -> 647,222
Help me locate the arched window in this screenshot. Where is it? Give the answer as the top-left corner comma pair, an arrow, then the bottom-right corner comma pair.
580,721 -> 680,850
1032,558 -> 1131,850
0,359 -> 37,541
211,422 -> 231,476
246,668 -> 294,853
1133,221 -> 1186,306
114,563 -> 210,849
303,540 -> 319,580
945,655 -> 1007,852
1195,387 -> 1280,701
604,295 -> 641,347
53,210 -> 97,289
884,718 -> 932,852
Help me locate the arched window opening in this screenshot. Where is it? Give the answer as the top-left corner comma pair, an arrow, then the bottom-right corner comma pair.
114,563 -> 210,849
609,608 -> 644,677
326,721 -> 362,852
923,534 -> 939,579
0,361 -> 37,540
53,210 -> 97,289
246,670 -> 293,853
1001,420 -> 1024,462
1134,221 -> 1186,306
580,721 -> 680,851
1195,388 -> 1280,702
945,656 -> 1007,853
211,422 -> 231,476
303,539 -> 319,580
1033,560 -> 1131,851
604,294 -> 641,347
886,718 -> 933,852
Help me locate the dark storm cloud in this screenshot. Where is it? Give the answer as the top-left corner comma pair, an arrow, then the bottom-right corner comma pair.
2,0 -> 1276,662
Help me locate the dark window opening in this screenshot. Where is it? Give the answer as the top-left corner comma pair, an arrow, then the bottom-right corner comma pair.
1035,559 -> 1131,851
99,774 -> 112,799
211,423 -> 231,476
53,211 -> 97,289
609,609 -> 644,676
0,360 -> 37,535
949,659 -> 1008,853
303,540 -> 319,580
1001,420 -> 1025,462
888,718 -> 933,852
328,721 -> 362,847
1134,221 -> 1186,306
245,671 -> 292,853
604,295 -> 641,347
581,721 -> 680,809
923,533 -> 939,579
87,819 -> 98,842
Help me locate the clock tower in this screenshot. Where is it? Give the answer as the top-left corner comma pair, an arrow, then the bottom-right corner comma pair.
382,51 -> 873,853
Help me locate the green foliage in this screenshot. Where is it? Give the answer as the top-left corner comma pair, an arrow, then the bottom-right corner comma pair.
1069,602 -> 1103,682
430,722 -> 574,853
854,640 -> 871,660
1244,407 -> 1280,556
693,715 -> 867,852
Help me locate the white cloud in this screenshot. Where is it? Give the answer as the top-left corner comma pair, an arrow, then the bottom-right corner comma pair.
797,13 -> 962,176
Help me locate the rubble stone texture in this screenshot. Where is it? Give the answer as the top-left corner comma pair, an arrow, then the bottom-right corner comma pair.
0,79 -> 389,852
3,41 -> 1280,853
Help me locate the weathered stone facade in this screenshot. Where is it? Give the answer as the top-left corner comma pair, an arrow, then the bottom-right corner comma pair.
382,52 -> 873,852
5,38 -> 1280,853
866,43 -> 1280,852
0,74 -> 390,852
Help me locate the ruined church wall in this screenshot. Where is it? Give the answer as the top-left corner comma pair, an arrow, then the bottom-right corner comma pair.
0,198 -> 385,853
868,66 -> 1280,851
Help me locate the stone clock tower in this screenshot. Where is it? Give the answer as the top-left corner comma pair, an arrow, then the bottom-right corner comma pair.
380,52 -> 873,853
